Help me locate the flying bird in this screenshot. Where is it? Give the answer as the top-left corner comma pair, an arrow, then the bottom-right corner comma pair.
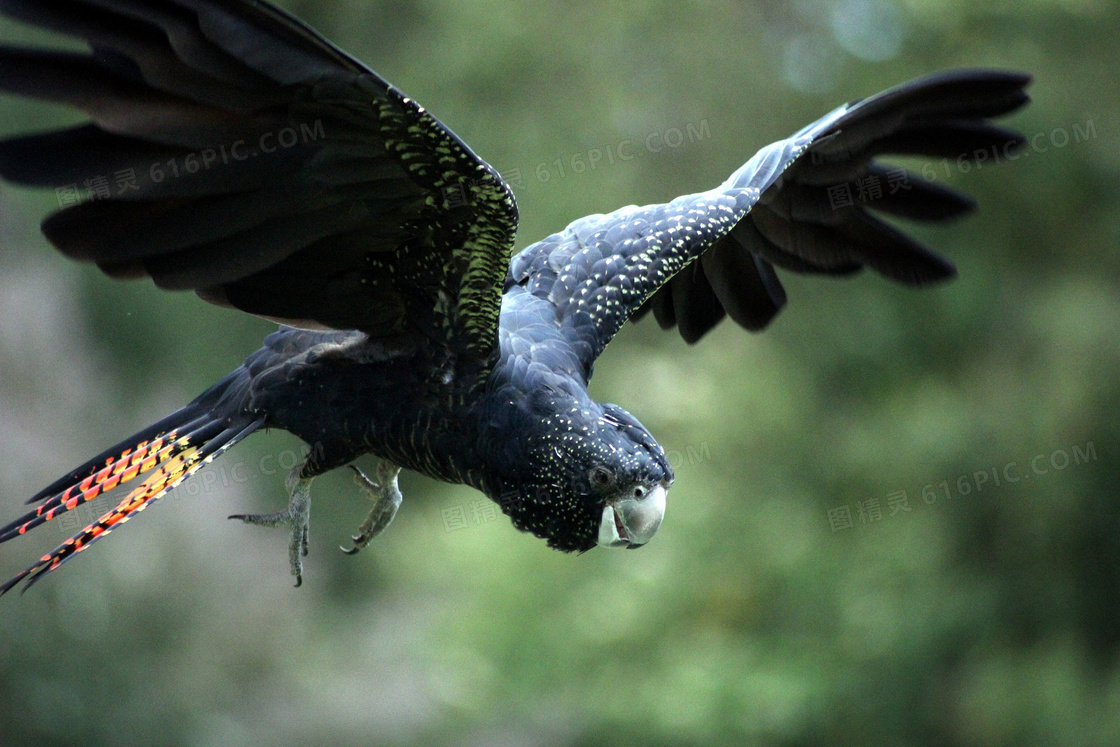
0,0 -> 1030,594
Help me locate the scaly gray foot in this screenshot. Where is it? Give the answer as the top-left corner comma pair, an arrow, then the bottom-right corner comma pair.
229,469 -> 313,587
340,461 -> 402,555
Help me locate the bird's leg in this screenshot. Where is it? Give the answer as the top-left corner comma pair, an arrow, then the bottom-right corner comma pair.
228,467 -> 313,587
340,460 -> 402,555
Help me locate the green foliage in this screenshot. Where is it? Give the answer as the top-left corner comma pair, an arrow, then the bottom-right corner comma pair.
1,1 -> 1117,744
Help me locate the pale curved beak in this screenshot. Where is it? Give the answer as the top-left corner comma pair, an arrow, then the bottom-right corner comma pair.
597,484 -> 667,549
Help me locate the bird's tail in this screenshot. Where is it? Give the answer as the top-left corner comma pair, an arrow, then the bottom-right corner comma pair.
0,372 -> 264,595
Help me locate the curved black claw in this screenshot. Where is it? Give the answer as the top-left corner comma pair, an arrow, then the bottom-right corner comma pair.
340,462 -> 402,555
229,469 -> 313,586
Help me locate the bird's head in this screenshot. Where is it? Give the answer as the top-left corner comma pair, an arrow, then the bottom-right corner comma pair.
494,400 -> 674,553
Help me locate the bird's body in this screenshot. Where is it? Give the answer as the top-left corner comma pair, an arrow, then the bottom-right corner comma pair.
0,0 -> 1029,594
237,328 -> 472,484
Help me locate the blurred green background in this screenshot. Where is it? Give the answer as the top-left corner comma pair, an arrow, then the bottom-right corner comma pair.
0,0 -> 1117,745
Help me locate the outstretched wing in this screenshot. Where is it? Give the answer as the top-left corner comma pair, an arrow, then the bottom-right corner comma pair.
505,70 -> 1030,374
0,0 -> 517,357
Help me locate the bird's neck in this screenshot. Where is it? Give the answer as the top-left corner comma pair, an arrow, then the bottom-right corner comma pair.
464,367 -> 599,499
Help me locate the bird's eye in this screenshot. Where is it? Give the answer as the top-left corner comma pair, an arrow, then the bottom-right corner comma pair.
589,466 -> 613,488
633,486 -> 647,499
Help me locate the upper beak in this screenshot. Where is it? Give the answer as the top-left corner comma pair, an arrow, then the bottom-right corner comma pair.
597,484 -> 667,549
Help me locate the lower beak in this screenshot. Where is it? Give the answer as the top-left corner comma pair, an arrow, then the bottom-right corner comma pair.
596,484 -> 667,548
